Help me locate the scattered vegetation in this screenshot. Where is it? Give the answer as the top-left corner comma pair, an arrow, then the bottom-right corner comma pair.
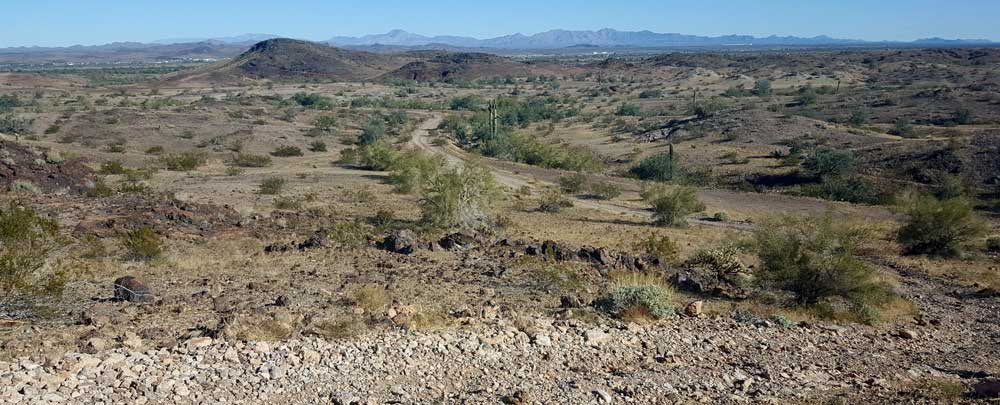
258,177 -> 287,195
119,226 -> 163,262
0,201 -> 67,312
897,194 -> 985,257
597,272 -> 675,321
160,151 -> 207,171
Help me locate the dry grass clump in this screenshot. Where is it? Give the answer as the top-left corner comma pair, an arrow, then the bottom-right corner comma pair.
598,272 -> 675,322
349,285 -> 391,314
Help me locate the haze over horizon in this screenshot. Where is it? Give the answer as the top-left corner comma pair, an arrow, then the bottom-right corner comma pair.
4,0 -> 999,47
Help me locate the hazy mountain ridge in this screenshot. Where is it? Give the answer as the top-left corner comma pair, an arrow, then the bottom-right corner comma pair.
324,28 -> 994,48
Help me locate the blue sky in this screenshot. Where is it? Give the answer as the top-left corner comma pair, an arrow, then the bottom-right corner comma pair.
4,0 -> 999,47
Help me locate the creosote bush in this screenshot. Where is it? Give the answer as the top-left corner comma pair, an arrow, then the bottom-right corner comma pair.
419,161 -> 498,230
0,201 -> 68,311
896,194 -> 985,257
754,214 -> 893,314
538,187 -> 573,213
160,151 -> 207,171
644,185 -> 705,227
119,226 -> 163,262
387,149 -> 445,194
558,172 -> 588,193
232,153 -> 272,168
271,145 -> 303,157
258,177 -> 286,195
359,141 -> 399,171
633,233 -> 679,264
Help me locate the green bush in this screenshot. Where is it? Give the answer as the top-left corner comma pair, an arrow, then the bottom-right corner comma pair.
588,181 -> 622,200
754,214 -> 892,309
479,133 -> 602,172
291,93 -> 334,109
615,103 -> 641,116
633,233 -> 679,264
98,160 -> 127,175
645,186 -> 704,227
145,146 -> 164,155
558,172 -> 588,193
232,153 -> 272,168
848,108 -> 867,126
629,146 -> 677,182
598,273 -> 674,320
359,141 -> 399,171
419,161 -> 498,230
638,89 -> 663,99
752,80 -> 772,97
387,149 -> 444,194
313,114 -> 338,131
897,194 -> 985,257
539,187 -> 574,213
160,151 -> 207,171
258,177 -> 286,195
687,99 -> 727,118
308,141 -> 327,152
0,201 -> 67,310
358,118 -> 386,145
271,145 -> 303,157
337,147 -> 359,165
0,114 -> 33,135
120,226 -> 163,262
802,147 -> 856,180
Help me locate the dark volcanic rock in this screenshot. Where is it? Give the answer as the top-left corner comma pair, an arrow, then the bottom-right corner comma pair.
113,276 -> 154,303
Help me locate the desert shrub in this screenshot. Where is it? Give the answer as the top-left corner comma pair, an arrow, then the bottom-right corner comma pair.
479,133 -> 602,172
933,175 -> 965,200
118,182 -> 148,194
119,226 -> 163,262
44,124 -> 61,134
987,237 -> 1000,253
327,220 -> 371,248
308,140 -> 328,152
9,180 -> 40,194
890,118 -> 915,137
313,115 -> 338,131
754,214 -> 892,309
369,209 -> 396,228
558,172 -> 588,193
597,272 -> 674,320
802,147 -> 855,180
633,233 -> 679,264
291,93 -> 334,109
358,118 -> 386,145
349,285 -> 390,313
796,86 -> 818,105
232,153 -> 272,168
356,141 -> 398,171
953,108 -> 974,125
797,177 -> 884,205
270,145 -> 303,157
615,103 -> 641,116
629,148 -> 677,181
272,196 -> 303,210
687,99 -> 727,118
387,149 -> 444,194
225,167 -> 244,176
645,186 -> 705,227
98,160 -> 127,175
848,108 -> 867,126
86,180 -> 115,197
638,89 -> 662,99
107,143 -> 126,153
160,151 -> 207,171
0,114 -> 33,134
419,161 -> 498,230
897,194 -> 985,257
145,146 -> 164,155
0,201 -> 68,310
588,181 -> 622,200
752,79 -> 772,97
258,177 -> 286,195
687,245 -> 749,284
337,148 -> 359,165
538,187 -> 574,213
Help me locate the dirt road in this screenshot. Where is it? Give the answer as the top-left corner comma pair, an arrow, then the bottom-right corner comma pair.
409,115 -> 892,230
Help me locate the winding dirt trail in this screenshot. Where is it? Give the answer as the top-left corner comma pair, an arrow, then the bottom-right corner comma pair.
408,115 -> 895,231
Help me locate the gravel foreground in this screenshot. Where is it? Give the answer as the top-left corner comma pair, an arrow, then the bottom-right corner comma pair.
3,308 -> 997,405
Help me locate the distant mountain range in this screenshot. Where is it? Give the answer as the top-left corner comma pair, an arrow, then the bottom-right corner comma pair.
322,29 -> 994,49
151,34 -> 281,45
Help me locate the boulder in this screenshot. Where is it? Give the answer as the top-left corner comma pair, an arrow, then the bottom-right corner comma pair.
438,231 -> 482,251
684,300 -> 704,317
113,276 -> 154,302
380,229 -> 419,254
974,379 -> 1000,398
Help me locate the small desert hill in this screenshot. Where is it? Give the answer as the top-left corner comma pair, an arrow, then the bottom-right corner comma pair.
383,52 -> 575,82
164,38 -> 410,85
